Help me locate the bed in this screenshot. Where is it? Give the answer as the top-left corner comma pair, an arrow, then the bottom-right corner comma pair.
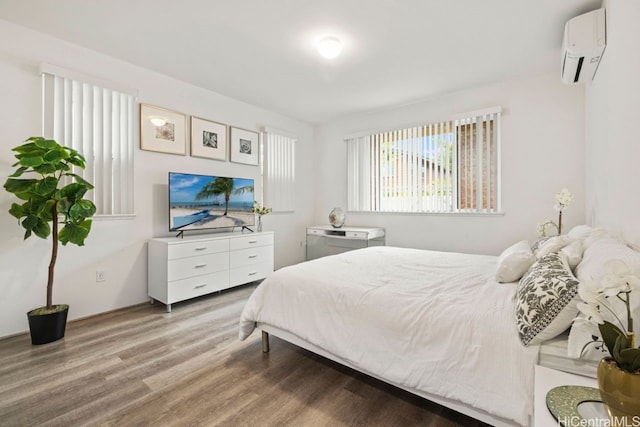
239,227 -> 640,425
239,246 -> 540,426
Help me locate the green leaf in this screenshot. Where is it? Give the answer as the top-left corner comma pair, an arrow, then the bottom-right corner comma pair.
8,167 -> 28,178
32,219 -> 50,239
8,203 -> 25,219
43,148 -> 66,163
598,321 -> 626,357
66,156 -> 86,168
18,156 -> 44,168
34,138 -> 58,150
4,178 -> 36,194
58,221 -> 90,246
34,177 -> 58,197
21,215 -> 39,231
13,141 -> 38,153
32,163 -> 57,175
66,173 -> 93,189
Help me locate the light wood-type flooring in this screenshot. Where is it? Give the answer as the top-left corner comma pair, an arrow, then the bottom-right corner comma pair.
0,284 -> 490,427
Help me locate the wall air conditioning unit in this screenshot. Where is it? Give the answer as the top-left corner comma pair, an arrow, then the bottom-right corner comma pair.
561,8 -> 606,84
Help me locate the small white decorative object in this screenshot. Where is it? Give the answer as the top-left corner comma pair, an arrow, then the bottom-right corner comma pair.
329,207 -> 346,228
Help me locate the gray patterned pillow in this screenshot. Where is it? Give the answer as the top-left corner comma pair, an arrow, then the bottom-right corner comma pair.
516,252 -> 580,346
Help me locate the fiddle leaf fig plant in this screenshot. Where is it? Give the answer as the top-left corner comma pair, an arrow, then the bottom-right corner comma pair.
4,137 -> 96,312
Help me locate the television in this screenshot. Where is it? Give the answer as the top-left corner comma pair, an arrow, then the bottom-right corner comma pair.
168,172 -> 255,232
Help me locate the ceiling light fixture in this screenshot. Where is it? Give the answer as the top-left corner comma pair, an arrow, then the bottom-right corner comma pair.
150,117 -> 167,127
317,36 -> 342,59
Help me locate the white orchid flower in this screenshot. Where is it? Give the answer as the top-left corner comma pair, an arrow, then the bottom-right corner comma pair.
577,302 -> 604,325
578,280 -> 602,305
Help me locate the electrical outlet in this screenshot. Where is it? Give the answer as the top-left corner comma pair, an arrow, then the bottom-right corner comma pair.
96,270 -> 106,282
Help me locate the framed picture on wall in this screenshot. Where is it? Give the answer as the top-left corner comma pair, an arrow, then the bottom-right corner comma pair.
230,127 -> 259,165
190,116 -> 227,161
140,104 -> 187,155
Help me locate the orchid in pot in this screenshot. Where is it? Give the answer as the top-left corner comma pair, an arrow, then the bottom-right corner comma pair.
577,260 -> 640,420
537,188 -> 574,237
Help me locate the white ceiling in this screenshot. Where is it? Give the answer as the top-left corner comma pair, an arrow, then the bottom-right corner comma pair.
0,0 -> 600,124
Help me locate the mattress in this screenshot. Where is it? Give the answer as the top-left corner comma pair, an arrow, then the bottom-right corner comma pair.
239,246 -> 540,425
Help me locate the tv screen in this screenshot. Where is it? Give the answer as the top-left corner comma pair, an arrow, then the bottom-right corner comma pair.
169,172 -> 255,232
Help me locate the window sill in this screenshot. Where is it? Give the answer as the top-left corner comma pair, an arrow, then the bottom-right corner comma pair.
346,210 -> 505,217
92,214 -> 137,221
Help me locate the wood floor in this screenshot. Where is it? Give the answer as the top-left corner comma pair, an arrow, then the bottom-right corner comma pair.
0,284 -> 490,427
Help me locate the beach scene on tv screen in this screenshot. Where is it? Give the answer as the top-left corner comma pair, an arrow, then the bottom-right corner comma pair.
169,173 -> 255,231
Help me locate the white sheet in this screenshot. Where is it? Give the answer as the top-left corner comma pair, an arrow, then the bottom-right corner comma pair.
239,246 -> 539,426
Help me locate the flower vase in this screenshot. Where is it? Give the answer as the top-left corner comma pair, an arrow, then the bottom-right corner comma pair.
597,357 -> 640,426
256,216 -> 263,232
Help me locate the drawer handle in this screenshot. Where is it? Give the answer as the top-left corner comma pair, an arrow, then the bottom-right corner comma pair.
248,255 -> 258,259
194,284 -> 207,289
248,240 -> 258,244
194,247 -> 207,251
194,264 -> 207,268
248,271 -> 258,276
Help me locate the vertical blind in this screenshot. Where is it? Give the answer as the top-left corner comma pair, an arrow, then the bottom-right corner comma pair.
262,129 -> 296,212
347,107 -> 501,214
41,66 -> 135,215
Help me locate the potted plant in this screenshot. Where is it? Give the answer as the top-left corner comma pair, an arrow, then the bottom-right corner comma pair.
3,137 -> 96,345
577,260 -> 640,422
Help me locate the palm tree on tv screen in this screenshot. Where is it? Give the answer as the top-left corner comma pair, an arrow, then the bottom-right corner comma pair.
195,177 -> 254,215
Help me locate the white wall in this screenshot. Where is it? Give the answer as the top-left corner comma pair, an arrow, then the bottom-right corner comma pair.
585,0 -> 640,244
314,72 -> 586,255
0,20 -> 315,338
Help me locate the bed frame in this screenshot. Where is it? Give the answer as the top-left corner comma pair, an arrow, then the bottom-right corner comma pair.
258,323 -> 523,427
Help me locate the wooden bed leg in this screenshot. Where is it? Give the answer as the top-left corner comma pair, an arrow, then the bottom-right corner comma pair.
262,331 -> 270,353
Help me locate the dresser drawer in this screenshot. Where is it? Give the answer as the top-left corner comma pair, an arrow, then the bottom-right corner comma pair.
167,239 -> 229,260
167,252 -> 229,281
230,245 -> 274,269
229,233 -> 273,251
229,261 -> 273,286
167,270 -> 230,304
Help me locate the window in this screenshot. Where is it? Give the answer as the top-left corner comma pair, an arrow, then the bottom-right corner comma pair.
347,107 -> 501,214
262,128 -> 296,212
41,64 -> 135,216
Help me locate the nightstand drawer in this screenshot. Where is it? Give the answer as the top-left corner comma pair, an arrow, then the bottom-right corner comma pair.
229,261 -> 273,286
167,270 -> 230,303
230,245 -> 274,268
230,233 -> 273,250
167,252 -> 229,281
167,239 -> 229,260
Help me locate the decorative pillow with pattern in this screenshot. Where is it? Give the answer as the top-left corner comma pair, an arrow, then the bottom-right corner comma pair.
516,252 -> 580,346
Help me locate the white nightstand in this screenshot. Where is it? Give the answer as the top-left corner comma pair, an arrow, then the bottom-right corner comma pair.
306,225 -> 385,260
534,365 -> 607,427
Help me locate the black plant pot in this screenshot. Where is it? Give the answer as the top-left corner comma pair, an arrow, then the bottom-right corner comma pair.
27,305 -> 69,345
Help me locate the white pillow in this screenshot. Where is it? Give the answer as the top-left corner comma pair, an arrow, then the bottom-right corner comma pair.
535,235 -> 574,258
561,240 -> 583,270
495,240 -> 535,283
575,237 -> 640,282
567,224 -> 594,239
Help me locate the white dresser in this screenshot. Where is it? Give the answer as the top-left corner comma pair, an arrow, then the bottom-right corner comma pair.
148,231 -> 274,312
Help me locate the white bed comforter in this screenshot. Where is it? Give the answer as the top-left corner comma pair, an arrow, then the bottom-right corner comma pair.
239,246 -> 539,426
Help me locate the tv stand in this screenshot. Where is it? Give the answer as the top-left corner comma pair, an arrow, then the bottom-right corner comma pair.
148,231 -> 274,312
241,225 -> 254,233
175,230 -> 184,239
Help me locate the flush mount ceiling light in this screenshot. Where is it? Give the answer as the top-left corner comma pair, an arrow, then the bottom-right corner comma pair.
150,117 -> 167,126
316,36 -> 342,59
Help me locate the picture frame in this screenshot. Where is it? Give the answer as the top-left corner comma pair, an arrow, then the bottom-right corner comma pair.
190,116 -> 227,161
140,104 -> 187,155
230,126 -> 259,166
